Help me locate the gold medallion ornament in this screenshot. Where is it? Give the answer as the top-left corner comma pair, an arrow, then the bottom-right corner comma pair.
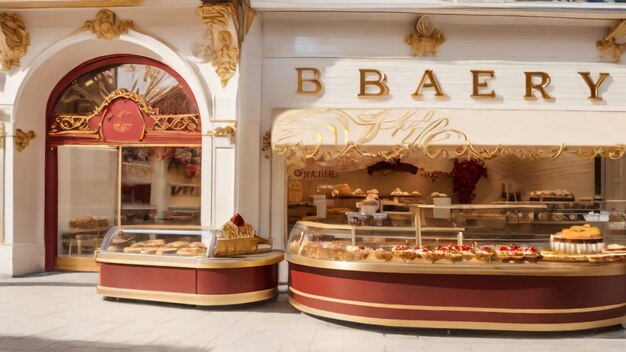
404,16 -> 445,57
81,9 -> 135,40
194,0 -> 256,88
597,19 -> 626,63
14,128 -> 35,152
0,12 -> 29,71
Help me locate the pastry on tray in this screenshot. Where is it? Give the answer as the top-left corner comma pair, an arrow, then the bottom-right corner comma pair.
374,248 -> 393,262
346,245 -> 371,260
390,188 -> 404,196
352,188 -> 366,197
156,247 -> 178,255
392,245 -> 416,262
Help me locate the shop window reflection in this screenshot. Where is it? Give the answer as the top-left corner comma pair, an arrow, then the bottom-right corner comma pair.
120,147 -> 201,226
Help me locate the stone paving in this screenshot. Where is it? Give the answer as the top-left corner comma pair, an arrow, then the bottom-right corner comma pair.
0,272 -> 625,351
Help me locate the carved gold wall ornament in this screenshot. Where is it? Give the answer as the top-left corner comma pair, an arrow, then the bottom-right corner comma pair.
194,0 -> 256,88
261,130 -> 272,159
81,9 -> 135,40
597,19 -> 626,63
14,128 -> 35,152
404,16 -> 445,57
207,123 -> 237,139
0,12 -> 29,71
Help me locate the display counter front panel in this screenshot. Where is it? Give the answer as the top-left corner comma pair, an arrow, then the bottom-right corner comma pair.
287,257 -> 626,331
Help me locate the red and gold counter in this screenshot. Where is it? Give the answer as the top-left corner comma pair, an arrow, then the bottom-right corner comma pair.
97,250 -> 284,306
287,254 -> 626,331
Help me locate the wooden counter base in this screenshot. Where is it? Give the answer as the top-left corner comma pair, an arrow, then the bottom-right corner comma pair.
96,251 -> 283,306
287,258 -> 626,331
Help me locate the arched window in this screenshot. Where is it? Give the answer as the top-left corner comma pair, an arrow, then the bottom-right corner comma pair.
47,56 -> 201,144
46,56 -> 203,270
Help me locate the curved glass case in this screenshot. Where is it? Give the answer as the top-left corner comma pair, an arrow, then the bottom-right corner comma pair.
287,204 -> 626,265
100,227 -> 214,257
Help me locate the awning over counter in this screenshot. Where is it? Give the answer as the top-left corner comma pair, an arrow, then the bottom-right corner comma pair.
271,108 -> 626,166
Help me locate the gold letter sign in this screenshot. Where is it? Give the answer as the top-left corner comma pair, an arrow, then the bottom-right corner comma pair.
524,72 -> 553,100
358,69 -> 390,97
578,71 -> 610,101
471,70 -> 496,98
295,68 -> 323,94
412,70 -> 445,97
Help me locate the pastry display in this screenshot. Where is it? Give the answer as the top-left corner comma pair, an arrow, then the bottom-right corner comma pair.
69,215 -> 109,230
391,188 -> 404,196
529,189 -> 574,201
346,245 -> 370,260
551,224 -> 604,254
352,188 -> 366,197
392,245 -> 416,262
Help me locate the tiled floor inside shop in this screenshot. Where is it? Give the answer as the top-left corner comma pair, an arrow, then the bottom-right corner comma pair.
0,272 -> 624,352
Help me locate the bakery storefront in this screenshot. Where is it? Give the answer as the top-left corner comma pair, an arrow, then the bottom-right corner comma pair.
262,14 -> 626,331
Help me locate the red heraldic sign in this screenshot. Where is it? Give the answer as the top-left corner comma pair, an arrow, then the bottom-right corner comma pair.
100,98 -> 148,143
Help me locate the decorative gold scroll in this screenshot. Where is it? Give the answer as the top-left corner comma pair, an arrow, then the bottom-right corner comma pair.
194,0 -> 256,88
81,9 -> 135,40
272,108 -> 626,167
404,16 -> 445,57
597,19 -> 626,63
152,114 -> 200,132
0,12 -> 29,70
261,130 -> 272,159
49,89 -> 200,140
207,123 -> 237,138
15,128 -> 35,152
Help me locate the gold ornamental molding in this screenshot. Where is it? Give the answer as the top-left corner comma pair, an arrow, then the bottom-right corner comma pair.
207,123 -> 237,140
597,19 -> 626,63
0,12 -> 29,71
271,109 -> 626,167
81,9 -> 135,40
261,130 -> 271,159
14,128 -> 35,152
49,89 -> 201,140
194,0 -> 256,88
404,16 -> 445,57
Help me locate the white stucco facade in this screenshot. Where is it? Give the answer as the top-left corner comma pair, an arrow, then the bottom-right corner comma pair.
1,0 -> 626,278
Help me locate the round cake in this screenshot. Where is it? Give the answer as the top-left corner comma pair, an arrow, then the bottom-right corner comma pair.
551,224 -> 604,254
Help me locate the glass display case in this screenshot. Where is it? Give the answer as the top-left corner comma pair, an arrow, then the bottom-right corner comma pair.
287,203 -> 626,265
100,227 -> 213,256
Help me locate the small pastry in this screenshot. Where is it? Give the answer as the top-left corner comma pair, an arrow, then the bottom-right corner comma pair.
188,241 -> 206,248
346,245 -> 370,260
414,246 -> 431,262
352,188 -> 366,197
374,248 -> 393,262
156,247 -> 178,255
392,245 -> 416,262
141,247 -> 158,255
106,245 -> 122,252
176,247 -> 205,256
123,247 -> 142,254
146,239 -> 166,247
165,241 -> 190,248
473,246 -> 494,263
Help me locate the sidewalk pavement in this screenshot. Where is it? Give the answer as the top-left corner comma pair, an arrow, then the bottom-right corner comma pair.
0,272 -> 625,352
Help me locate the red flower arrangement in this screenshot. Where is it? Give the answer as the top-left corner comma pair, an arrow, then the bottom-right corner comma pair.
166,147 -> 201,178
451,158 -> 487,204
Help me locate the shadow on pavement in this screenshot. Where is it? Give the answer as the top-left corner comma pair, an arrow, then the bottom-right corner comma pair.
0,335 -> 211,351
0,282 -> 95,287
307,314 -> 626,339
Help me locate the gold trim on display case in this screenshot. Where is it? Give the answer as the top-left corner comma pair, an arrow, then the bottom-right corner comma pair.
288,298 -> 626,332
289,287 -> 626,315
98,286 -> 277,306
286,254 -> 626,277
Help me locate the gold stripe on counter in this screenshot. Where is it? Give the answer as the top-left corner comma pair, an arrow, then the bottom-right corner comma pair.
289,298 -> 626,332
290,287 -> 626,314
98,286 -> 277,306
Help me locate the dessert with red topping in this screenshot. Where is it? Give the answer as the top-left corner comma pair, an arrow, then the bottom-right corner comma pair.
374,248 -> 393,262
346,245 -> 371,261
392,245 -> 416,262
414,246 -> 432,262
473,246 -> 495,263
